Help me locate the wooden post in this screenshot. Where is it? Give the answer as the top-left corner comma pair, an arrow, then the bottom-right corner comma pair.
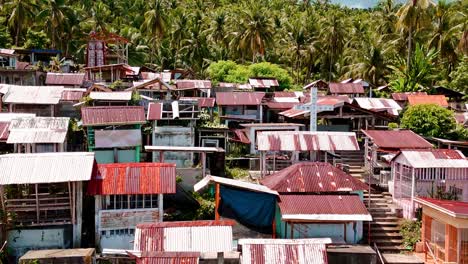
159,151 -> 164,163
201,152 -> 206,178
35,184 -> 40,223
215,183 -> 220,220
73,181 -> 83,248
95,196 -> 102,249
68,182 -> 73,223
158,193 -> 164,222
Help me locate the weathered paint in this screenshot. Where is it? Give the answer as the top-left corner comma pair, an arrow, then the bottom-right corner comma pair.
7,227 -> 71,257
152,126 -> 195,167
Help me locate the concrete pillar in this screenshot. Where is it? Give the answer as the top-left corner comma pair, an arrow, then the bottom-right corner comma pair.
94,196 -> 102,248
73,181 -> 83,247
158,194 -> 163,222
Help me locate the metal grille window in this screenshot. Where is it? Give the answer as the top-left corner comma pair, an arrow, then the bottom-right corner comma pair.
104,194 -> 158,210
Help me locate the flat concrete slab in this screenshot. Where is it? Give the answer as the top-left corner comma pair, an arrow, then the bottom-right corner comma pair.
383,253 -> 424,264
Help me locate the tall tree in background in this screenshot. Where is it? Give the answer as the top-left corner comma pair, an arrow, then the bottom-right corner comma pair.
37,0 -> 73,49
4,0 -> 38,46
319,10 -> 347,81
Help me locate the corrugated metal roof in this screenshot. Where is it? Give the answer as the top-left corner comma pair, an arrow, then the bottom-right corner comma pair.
61,88 -> 86,101
407,95 -> 448,107
7,117 -> 69,144
278,195 -> 372,221
415,197 -> 468,218
0,113 -> 36,122
218,82 -> 236,88
176,80 -> 211,89
0,152 -> 95,185
260,162 -> 369,193
45,73 -> 85,86
362,130 -> 433,150
81,106 -> 146,126
249,78 -> 279,88
216,92 -> 265,106
266,102 -> 300,110
89,91 -> 132,101
329,83 -> 364,94
0,122 -> 9,141
1,85 -> 64,105
88,162 -> 176,195
353,98 -> 401,116
241,123 -> 304,127
133,252 -> 200,264
194,175 -> 279,195
0,48 -> 15,56
392,149 -> 468,168
278,108 -> 308,118
179,97 -> 215,108
239,238 -> 329,264
257,131 -> 359,151
145,146 -> 224,153
147,102 -> 163,121
230,129 -> 250,144
134,220 -> 234,252
391,92 -> 427,101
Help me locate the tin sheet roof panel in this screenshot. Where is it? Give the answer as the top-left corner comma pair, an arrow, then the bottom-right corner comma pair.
393,149 -> 468,169
248,78 -> 279,88
0,122 -> 9,141
81,106 -> 146,126
134,252 -> 200,264
362,130 -> 433,150
194,175 -> 278,195
353,98 -> 402,116
329,83 -> 364,94
391,92 -> 427,101
176,80 -> 211,89
89,91 -> 132,101
1,85 -> 64,105
147,103 -> 163,121
45,73 -> 85,86
415,197 -> 468,217
216,92 -> 265,106
407,95 -> 448,107
7,117 -> 69,144
61,88 -> 86,101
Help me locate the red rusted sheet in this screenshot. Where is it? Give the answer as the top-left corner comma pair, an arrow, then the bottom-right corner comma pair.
147,103 -> 163,121
391,92 -> 427,101
216,92 -> 265,106
329,83 -> 364,94
230,129 -> 250,144
407,95 -> 449,107
46,73 -> 85,86
81,106 -> 146,126
176,80 -> 211,90
0,122 -> 9,141
87,162 -> 176,195
416,197 -> 468,216
61,90 -> 85,101
133,252 -> 200,264
362,130 -> 433,150
249,78 -> 279,88
260,162 -> 369,193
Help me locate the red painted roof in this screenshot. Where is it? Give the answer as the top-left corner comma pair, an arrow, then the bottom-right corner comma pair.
329,83 -> 364,94
261,162 -> 369,193
137,220 -> 236,229
362,130 -> 433,150
216,92 -> 265,106
265,102 -> 300,110
81,106 -> 146,126
416,197 -> 468,217
230,129 -> 250,144
133,252 -> 200,264
61,90 -> 85,101
278,194 -> 370,217
198,97 -> 215,108
391,92 -> 427,101
87,162 -> 176,195
147,103 -> 163,121
0,122 -> 9,141
407,95 -> 448,107
45,73 -> 85,86
249,78 -> 279,88
176,80 -> 211,89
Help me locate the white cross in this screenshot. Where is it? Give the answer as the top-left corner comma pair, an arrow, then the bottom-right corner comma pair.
295,87 -> 334,131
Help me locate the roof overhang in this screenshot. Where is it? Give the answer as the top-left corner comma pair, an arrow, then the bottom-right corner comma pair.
282,214 -> 372,222
194,175 -> 279,196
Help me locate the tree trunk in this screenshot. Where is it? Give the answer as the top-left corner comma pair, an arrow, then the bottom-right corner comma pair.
407,25 -> 412,73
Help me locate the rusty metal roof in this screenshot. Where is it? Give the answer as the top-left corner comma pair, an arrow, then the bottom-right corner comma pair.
230,128 -> 250,144
455,112 -> 468,126
391,92 -> 427,101
260,162 -> 369,193
249,78 -> 279,88
81,106 -> 146,126
216,92 -> 265,106
88,162 -> 176,195
278,195 -> 372,221
132,252 -> 200,264
1,84 -> 64,105
147,102 -> 162,120
61,88 -> 86,101
266,102 -> 300,110
0,152 -> 95,185
89,91 -> 132,101
391,149 -> 468,168
362,130 -> 433,150
7,117 -> 69,144
415,197 -> 468,218
0,122 -> 9,141
329,83 -> 364,94
239,238 -> 329,264
176,80 -> 211,90
180,97 -> 215,108
353,98 -> 402,116
45,73 -> 85,86
134,220 -> 234,252
257,131 -> 359,151
0,48 -> 16,57
407,95 -> 448,107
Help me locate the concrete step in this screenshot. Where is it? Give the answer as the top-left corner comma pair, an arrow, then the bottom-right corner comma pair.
372,216 -> 400,222
371,232 -> 402,238
368,207 -> 392,212
377,245 -> 408,253
372,239 -> 404,246
382,253 -> 424,264
371,222 -> 399,227
365,226 -> 400,232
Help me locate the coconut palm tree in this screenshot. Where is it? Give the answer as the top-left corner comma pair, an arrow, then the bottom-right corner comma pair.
37,0 -> 73,49
4,0 -> 39,46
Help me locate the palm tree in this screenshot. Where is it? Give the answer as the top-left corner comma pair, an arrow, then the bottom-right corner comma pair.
141,0 -> 167,40
204,11 -> 229,60
4,0 -> 39,46
37,0 -> 73,49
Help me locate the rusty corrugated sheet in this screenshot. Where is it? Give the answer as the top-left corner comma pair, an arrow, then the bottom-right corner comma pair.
455,112 -> 468,126
391,92 -> 427,101
249,78 -> 279,88
134,220 -> 234,252
278,195 -> 372,221
407,95 -> 449,107
257,131 -> 359,151
176,80 -> 211,90
392,149 -> 468,169
61,88 -> 86,101
0,122 -> 9,141
7,117 -> 69,144
265,102 -> 300,110
197,98 -> 215,108
353,98 -> 401,116
218,82 -> 236,88
329,83 -> 364,94
45,73 -> 85,86
239,238 -> 328,264
88,162 -> 176,195
362,130 -> 433,150
81,106 -> 146,126
216,92 -> 265,106
1,85 -> 64,105
147,103 -> 163,120
278,108 -> 308,118
260,162 -> 369,193
230,129 -> 250,144
0,152 -> 95,185
135,252 -> 199,264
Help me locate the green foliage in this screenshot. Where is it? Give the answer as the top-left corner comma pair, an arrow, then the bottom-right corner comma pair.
248,62 -> 292,89
191,191 -> 215,220
108,80 -> 124,90
130,92 -> 141,106
223,65 -> 251,84
206,60 -> 238,84
23,29 -> 50,49
400,220 -> 421,251
400,104 -> 456,139
448,56 -> 468,95
427,182 -> 459,200
226,167 -> 249,179
388,122 -> 399,129
0,19 -> 12,48
197,109 -> 227,129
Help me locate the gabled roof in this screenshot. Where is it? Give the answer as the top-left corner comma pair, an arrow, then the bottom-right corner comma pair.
353,98 -> 401,116
260,162 -> 369,193
249,78 -> 279,88
61,88 -> 86,101
362,130 -> 433,150
407,95 -> 448,107
1,85 -> 64,105
391,149 -> 468,168
415,197 -> 468,218
88,162 -> 176,195
176,80 -> 211,90
278,195 -> 372,221
0,152 -> 95,185
194,175 -> 278,195
81,106 -> 146,126
216,92 -> 265,106
329,83 -> 364,94
45,72 -> 85,86
7,117 -> 69,144
391,92 -> 427,101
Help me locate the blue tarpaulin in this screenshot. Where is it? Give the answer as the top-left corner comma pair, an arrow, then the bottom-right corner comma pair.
219,185 -> 276,229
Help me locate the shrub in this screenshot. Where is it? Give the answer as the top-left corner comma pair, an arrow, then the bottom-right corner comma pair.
400,220 -> 421,251
400,104 -> 456,139
388,122 -> 399,130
